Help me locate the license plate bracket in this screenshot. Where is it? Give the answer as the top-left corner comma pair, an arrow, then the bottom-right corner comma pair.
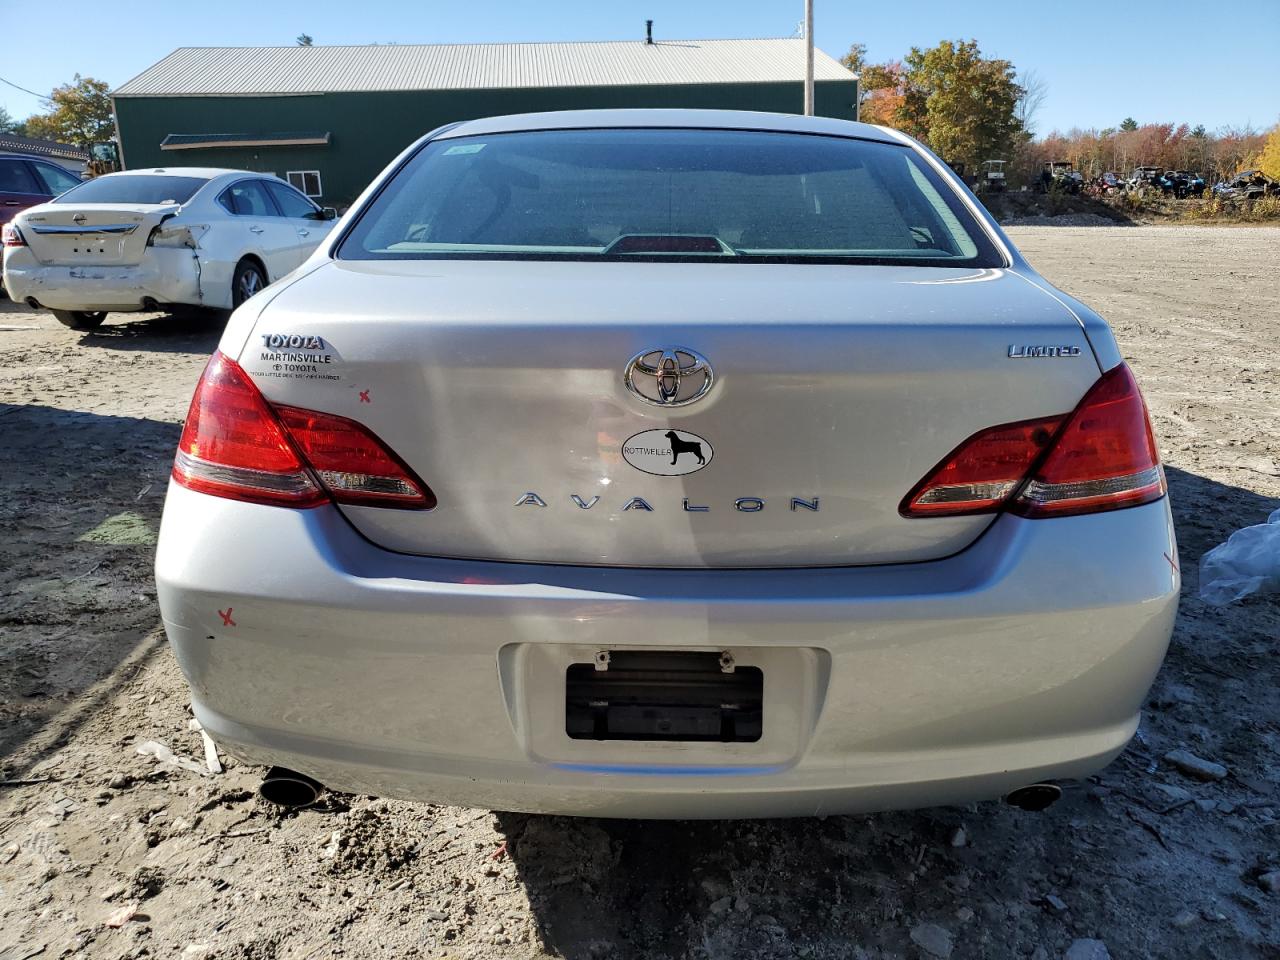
565,651 -> 763,743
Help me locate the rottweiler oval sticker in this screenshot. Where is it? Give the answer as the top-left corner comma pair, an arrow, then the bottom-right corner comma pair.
622,429 -> 714,477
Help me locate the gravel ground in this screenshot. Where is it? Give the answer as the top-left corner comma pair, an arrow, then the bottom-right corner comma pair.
1,225 -> 1277,960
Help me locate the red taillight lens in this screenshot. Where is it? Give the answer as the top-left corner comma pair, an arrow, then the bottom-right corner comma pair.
173,351 -> 434,510
901,415 -> 1064,516
902,363 -> 1164,519
2,222 -> 26,247
275,406 -> 437,508
1010,363 -> 1164,517
174,352 -> 324,506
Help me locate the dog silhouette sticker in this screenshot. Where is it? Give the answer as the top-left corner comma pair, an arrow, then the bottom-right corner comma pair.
664,430 -> 705,465
622,429 -> 714,477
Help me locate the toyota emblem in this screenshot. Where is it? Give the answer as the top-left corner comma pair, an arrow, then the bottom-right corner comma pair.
624,347 -> 714,407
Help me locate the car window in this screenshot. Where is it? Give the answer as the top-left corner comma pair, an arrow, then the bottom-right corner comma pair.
31,162 -> 82,195
265,180 -> 317,219
219,180 -> 280,217
53,174 -> 207,205
0,158 -> 43,195
339,128 -> 1001,267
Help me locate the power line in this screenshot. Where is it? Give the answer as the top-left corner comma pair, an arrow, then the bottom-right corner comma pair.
0,75 -> 53,103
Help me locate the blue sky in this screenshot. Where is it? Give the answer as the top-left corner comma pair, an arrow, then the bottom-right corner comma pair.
2,0 -> 1277,136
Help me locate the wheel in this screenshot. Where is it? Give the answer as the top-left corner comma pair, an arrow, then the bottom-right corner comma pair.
231,259 -> 267,308
52,310 -> 107,330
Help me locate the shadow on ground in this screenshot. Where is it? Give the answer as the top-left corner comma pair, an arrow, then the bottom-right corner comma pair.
72,309 -> 228,353
0,404 -> 181,777
0,295 -> 226,353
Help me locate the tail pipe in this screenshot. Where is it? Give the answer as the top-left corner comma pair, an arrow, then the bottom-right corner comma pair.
1004,782 -> 1062,812
259,766 -> 324,808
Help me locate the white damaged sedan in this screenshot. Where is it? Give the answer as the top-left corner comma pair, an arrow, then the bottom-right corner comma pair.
1,168 -> 336,330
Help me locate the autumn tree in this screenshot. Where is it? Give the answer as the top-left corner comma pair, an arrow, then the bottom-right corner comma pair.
1019,122 -> 1265,185
895,40 -> 1025,171
857,62 -> 906,126
840,42 -> 866,74
22,75 -> 114,147
1259,123 -> 1280,179
840,43 -> 870,116
839,43 -> 906,126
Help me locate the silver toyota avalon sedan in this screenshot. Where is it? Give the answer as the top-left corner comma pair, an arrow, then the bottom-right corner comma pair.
155,110 -> 1178,818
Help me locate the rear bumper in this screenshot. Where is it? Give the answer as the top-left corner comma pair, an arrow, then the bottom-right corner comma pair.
156,483 -> 1179,818
1,247 -> 202,311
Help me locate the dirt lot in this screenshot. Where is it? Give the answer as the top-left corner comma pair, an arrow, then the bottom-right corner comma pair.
1,225 -> 1277,960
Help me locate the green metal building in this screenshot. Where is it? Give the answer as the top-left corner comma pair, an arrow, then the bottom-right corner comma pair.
112,37 -> 858,208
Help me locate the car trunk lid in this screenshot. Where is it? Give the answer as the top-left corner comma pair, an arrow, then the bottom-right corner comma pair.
238,259 -> 1102,568
19,203 -> 180,266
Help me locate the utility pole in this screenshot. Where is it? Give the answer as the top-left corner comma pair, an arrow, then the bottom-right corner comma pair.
803,0 -> 814,116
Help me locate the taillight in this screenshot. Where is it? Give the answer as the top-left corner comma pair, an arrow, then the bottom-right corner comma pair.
901,416 -> 1065,516
274,406 -> 436,508
173,351 -> 435,510
2,222 -> 26,247
174,353 -> 326,506
1010,363 -> 1164,517
902,363 -> 1164,519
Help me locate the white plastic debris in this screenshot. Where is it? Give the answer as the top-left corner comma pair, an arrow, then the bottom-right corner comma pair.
1199,508 -> 1280,605
135,739 -> 208,777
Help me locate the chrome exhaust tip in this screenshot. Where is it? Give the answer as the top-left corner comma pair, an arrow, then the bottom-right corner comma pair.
1004,782 -> 1063,812
25,297 -> 41,309
259,766 -> 323,808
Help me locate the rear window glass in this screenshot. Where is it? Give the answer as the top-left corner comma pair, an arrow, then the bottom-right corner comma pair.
33,162 -> 82,195
339,128 -> 1001,267
53,174 -> 207,206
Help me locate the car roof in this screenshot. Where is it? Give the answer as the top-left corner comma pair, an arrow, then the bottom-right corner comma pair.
434,109 -> 903,144
0,152 -> 72,163
101,167 -> 261,180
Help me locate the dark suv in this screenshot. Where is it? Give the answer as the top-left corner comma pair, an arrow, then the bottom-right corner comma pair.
0,153 -> 83,225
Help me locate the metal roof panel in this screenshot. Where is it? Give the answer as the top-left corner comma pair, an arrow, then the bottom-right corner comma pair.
113,38 -> 855,97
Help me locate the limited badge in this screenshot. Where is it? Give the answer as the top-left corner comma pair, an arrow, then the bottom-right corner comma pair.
622,429 -> 714,477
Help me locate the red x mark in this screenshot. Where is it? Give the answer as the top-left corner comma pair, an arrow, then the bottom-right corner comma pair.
1163,551 -> 1179,575
359,390 -> 371,403
218,607 -> 236,627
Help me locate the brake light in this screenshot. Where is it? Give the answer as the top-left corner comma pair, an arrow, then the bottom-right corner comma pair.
902,363 -> 1164,519
1010,363 -> 1164,517
2,222 -> 26,247
274,406 -> 436,508
901,416 -> 1064,516
173,352 -> 435,509
174,353 -> 325,506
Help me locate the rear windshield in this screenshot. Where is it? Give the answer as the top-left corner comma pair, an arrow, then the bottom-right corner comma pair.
338,128 -> 1002,267
53,174 -> 207,206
